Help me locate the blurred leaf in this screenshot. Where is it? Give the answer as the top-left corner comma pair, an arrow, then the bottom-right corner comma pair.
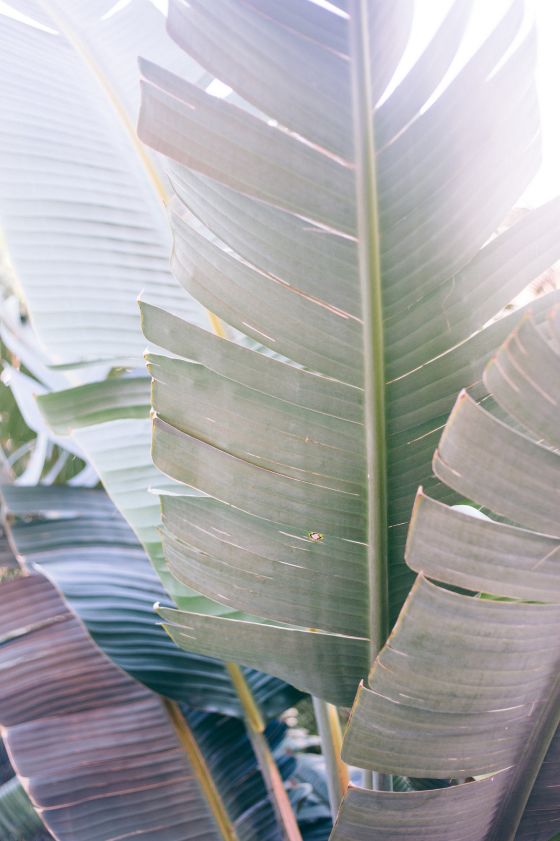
2,484 -> 303,719
0,573 -> 225,841
0,777 -> 50,841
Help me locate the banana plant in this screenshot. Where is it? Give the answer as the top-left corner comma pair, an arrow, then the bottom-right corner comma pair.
1,1 -> 558,838
137,0 -> 560,708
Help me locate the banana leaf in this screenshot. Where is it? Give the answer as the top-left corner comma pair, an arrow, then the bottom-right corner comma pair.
0,0 -> 212,570
137,0 -> 560,705
332,308 -> 560,838
0,568 -> 328,840
0,776 -> 51,840
0,572 -> 225,841
1,484 -> 302,719
0,0 -> 210,368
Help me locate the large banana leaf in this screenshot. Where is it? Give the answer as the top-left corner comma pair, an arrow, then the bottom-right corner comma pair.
331,308 -> 560,839
0,572 -> 226,841
0,0 -> 202,569
0,0 -> 211,367
0,573 -> 323,841
138,0 -> 560,704
1,484 -> 302,718
0,0 -> 265,674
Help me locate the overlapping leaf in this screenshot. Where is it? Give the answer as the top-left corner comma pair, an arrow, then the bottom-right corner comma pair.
333,310 -> 560,839
0,0 -> 212,577
1,484 -> 302,719
0,496 -> 321,841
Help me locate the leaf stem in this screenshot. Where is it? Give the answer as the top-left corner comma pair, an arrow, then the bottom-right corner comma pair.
312,698 -> 349,820
164,699 -> 239,841
226,663 -> 303,841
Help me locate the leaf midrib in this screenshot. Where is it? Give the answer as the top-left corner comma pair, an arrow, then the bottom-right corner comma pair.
349,0 -> 389,663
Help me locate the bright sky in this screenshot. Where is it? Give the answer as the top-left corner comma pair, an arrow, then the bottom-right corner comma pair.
394,0 -> 560,207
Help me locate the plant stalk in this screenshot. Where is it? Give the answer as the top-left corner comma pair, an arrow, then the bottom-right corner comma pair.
226,663 -> 303,841
361,769 -> 373,789
372,771 -> 393,792
312,698 -> 349,820
164,699 -> 239,841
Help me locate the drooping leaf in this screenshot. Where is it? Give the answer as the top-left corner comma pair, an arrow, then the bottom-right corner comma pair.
0,564 -> 328,841
0,572 -> 225,841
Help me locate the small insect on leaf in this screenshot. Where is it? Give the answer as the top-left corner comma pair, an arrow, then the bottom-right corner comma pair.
307,531 -> 324,542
